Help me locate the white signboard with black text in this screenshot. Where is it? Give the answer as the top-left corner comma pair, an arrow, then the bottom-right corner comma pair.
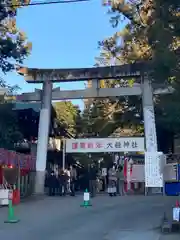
143,106 -> 158,152
173,207 -> 180,221
65,138 -> 144,153
145,152 -> 164,187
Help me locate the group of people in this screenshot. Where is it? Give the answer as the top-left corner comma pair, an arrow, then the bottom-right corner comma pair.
108,164 -> 124,196
46,163 -> 125,197
88,163 -> 124,197
46,165 -> 77,196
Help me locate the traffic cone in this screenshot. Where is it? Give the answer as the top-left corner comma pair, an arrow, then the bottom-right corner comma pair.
80,189 -> 92,207
4,190 -> 19,223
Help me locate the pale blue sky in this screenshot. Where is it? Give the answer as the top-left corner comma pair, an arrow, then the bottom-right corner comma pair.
4,0 -> 125,108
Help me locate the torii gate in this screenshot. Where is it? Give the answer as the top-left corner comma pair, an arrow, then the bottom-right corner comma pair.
16,63 -> 172,194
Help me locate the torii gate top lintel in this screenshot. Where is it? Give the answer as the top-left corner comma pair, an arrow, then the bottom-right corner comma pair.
15,62 -> 148,83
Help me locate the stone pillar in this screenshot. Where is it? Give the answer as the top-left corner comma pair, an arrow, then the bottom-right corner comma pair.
142,73 -> 158,152
35,81 -> 52,194
142,73 -> 160,195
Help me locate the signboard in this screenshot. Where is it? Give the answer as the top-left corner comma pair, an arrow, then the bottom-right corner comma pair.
65,138 -> 144,153
165,164 -> 176,181
145,152 -> 164,187
173,207 -> 180,221
143,106 -> 157,152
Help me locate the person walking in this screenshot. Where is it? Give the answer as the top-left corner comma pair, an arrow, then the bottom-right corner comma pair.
65,168 -> 71,194
88,163 -> 97,197
47,171 -> 57,196
58,169 -> 68,196
108,164 -> 117,196
70,165 -> 77,196
117,165 -> 124,195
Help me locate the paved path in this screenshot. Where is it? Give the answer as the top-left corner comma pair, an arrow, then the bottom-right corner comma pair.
0,195 -> 178,240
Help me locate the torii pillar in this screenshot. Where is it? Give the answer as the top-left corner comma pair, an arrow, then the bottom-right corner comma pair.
35,80 -> 52,194
16,66 -> 53,194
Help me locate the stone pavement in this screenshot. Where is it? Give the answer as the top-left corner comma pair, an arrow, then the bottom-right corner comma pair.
0,195 -> 178,240
160,234 -> 180,240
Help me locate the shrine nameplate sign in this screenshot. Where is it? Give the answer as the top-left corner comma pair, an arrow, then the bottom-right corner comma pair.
66,138 -> 144,153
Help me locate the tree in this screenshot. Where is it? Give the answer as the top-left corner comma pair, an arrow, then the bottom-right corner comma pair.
0,0 -> 31,73
80,94 -> 143,138
0,0 -> 32,113
93,0 -> 179,138
80,58 -> 143,138
155,87 -> 180,133
0,103 -> 23,149
53,101 -> 82,137
0,78 -> 26,149
78,0 -> 179,153
100,0 -> 179,83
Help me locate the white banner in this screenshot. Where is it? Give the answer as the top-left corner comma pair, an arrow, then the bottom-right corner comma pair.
143,106 -> 157,152
65,138 -> 144,153
145,152 -> 164,187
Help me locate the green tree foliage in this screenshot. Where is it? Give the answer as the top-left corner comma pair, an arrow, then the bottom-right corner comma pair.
80,0 -> 179,140
0,76 -> 24,149
155,87 -> 180,133
89,0 -> 179,138
0,102 -> 23,149
101,0 -> 179,83
53,101 -> 82,137
81,55 -> 143,137
0,0 -> 31,72
80,95 -> 143,138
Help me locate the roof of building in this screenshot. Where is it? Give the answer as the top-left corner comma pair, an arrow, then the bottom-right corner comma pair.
13,102 -> 41,112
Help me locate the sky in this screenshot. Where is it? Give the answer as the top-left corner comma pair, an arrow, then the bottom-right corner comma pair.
4,0 -> 125,109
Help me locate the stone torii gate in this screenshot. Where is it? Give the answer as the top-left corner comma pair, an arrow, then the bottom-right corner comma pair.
16,63 -> 172,194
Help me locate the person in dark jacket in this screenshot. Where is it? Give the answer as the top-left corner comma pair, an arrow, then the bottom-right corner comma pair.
88,164 -> 97,197
48,171 -> 57,196
58,170 -> 69,196
69,165 -> 77,196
